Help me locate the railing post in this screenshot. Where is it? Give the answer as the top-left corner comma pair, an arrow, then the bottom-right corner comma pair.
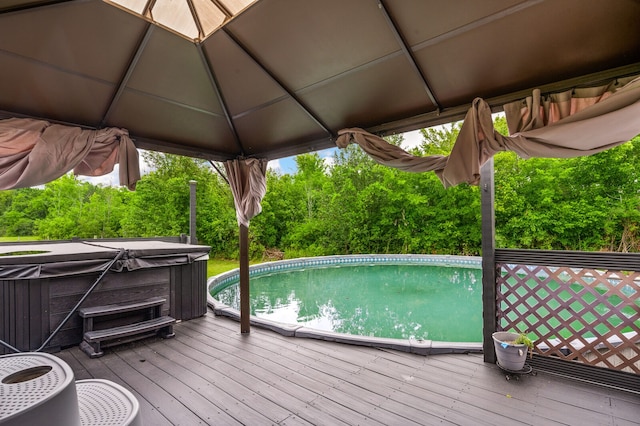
480,157 -> 497,363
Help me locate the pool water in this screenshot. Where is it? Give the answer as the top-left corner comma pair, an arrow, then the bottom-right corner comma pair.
212,263 -> 483,342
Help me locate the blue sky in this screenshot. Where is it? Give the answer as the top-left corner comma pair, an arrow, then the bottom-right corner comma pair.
267,129 -> 424,175
81,129 -> 425,185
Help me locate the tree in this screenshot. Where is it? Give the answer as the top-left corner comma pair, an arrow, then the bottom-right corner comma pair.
0,188 -> 47,236
78,186 -> 132,238
419,122 -> 462,155
34,174 -> 91,239
120,153 -> 238,256
1,117 -> 637,257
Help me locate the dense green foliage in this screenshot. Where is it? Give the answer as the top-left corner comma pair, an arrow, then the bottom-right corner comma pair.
1,121 -> 639,258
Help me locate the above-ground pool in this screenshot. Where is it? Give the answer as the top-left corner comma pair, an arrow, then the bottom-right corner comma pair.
208,255 -> 484,355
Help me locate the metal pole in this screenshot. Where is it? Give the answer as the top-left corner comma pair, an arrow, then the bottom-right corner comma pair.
189,180 -> 197,244
481,157 -> 497,363
239,224 -> 250,333
34,249 -> 126,352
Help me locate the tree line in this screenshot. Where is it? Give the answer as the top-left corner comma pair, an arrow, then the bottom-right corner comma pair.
1,117 -> 639,258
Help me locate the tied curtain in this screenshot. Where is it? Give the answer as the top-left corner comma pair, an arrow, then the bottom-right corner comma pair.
224,158 -> 268,227
224,157 -> 268,333
0,118 -> 140,190
337,75 -> 640,188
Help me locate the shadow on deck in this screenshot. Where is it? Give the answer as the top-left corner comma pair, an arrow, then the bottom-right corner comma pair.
57,310 -> 639,425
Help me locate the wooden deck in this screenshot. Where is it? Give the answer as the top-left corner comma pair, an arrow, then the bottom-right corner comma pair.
57,310 -> 640,425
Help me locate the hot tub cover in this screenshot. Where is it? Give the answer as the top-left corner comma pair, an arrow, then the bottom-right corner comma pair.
0,240 -> 210,279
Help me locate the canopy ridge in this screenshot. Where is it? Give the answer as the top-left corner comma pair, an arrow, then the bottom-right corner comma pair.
198,43 -> 246,156
222,27 -> 335,141
101,23 -> 155,128
0,0 -> 70,14
141,0 -> 154,16
377,0 -> 439,111
411,0 -> 544,51
209,0 -> 233,19
186,0 -> 206,41
106,0 -> 256,43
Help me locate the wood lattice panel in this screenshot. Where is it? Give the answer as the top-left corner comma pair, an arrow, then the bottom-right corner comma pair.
496,264 -> 640,374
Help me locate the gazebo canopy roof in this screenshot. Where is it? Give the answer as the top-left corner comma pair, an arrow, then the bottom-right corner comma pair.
1,0 -> 639,162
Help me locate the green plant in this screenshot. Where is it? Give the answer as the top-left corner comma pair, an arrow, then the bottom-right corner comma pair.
514,333 -> 534,350
514,332 -> 535,358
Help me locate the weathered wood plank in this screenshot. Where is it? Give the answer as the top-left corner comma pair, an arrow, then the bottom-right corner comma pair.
137,339 -> 291,424
183,317 -> 450,424
56,311 -> 639,426
116,345 -> 249,425
171,325 -> 382,425
61,346 -> 174,426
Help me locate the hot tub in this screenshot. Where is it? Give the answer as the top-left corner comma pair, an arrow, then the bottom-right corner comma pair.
0,239 -> 210,354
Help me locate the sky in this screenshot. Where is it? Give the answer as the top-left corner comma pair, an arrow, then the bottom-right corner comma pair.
81,129 -> 426,186
266,129 -> 424,175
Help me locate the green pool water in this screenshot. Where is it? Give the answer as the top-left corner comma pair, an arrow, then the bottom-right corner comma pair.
212,263 -> 483,342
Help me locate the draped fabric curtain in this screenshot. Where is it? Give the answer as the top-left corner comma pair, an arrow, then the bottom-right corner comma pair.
503,74 -> 639,134
224,157 -> 268,334
224,158 -> 268,228
337,75 -> 640,188
0,118 -> 140,190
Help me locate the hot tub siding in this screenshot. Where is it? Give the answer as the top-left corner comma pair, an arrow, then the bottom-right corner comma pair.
1,278 -> 49,353
171,259 -> 207,321
1,261 -> 207,354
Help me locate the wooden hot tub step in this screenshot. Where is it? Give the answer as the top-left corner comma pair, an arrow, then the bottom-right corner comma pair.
80,316 -> 176,358
78,297 -> 175,358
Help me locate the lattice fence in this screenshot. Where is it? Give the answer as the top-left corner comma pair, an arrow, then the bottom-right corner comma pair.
496,263 -> 640,374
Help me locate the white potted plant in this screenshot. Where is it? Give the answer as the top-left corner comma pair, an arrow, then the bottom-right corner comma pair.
492,331 -> 534,371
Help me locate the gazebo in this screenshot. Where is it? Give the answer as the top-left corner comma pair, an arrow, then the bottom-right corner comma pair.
1,0 -> 639,394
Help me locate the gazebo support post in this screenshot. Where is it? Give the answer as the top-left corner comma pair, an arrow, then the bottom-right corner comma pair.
239,224 -> 250,333
480,157 -> 497,363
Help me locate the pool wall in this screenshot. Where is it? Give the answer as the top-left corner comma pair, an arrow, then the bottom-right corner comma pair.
208,254 -> 484,355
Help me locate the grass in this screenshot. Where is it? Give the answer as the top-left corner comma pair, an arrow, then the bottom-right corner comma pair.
207,258 -> 265,278
0,236 -> 41,242
207,258 -> 239,277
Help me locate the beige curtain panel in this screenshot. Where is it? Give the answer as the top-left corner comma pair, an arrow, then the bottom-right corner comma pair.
224,158 -> 268,228
337,75 -> 640,188
0,118 -> 140,190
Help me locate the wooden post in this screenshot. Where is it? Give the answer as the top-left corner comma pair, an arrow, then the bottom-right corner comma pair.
239,224 -> 250,333
480,157 -> 497,363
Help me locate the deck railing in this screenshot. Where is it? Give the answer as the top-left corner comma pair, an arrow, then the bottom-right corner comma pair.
494,249 -> 640,376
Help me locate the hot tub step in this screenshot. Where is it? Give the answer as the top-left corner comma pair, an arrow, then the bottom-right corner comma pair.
80,316 -> 176,358
78,297 -> 168,319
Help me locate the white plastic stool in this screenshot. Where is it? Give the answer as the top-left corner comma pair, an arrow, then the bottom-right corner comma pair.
0,352 -> 142,426
76,379 -> 142,426
0,352 -> 81,426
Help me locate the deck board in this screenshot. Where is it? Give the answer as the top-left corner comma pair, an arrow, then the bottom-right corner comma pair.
59,346 -> 175,425
156,336 -> 335,424
57,310 -> 640,426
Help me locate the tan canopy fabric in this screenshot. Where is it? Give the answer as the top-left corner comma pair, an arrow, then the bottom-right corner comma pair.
0,118 -> 140,190
504,75 -> 640,134
224,158 -> 268,228
337,75 -> 640,188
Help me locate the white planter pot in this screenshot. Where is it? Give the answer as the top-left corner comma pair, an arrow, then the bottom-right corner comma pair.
492,331 -> 529,371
